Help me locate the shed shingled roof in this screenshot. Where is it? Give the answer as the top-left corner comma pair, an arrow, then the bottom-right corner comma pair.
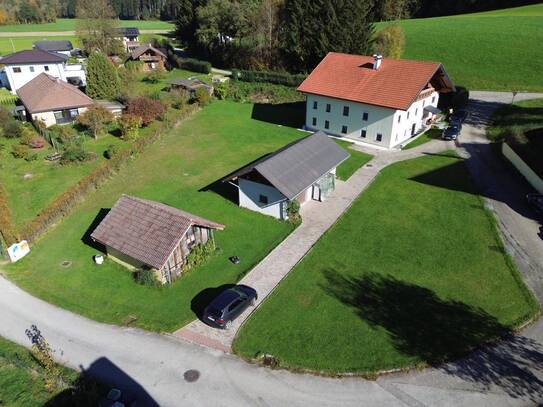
17,73 -> 93,114
90,195 -> 224,270
226,131 -> 349,200
297,52 -> 454,111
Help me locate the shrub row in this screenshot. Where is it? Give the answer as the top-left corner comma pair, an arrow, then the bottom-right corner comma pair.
21,104 -> 200,243
0,182 -> 19,246
231,69 -> 306,87
170,55 -> 212,74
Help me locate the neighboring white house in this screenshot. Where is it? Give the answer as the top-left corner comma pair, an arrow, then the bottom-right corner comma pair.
297,53 -> 455,149
116,27 -> 140,51
16,73 -> 94,127
0,49 -> 86,94
33,40 -> 74,57
224,131 -> 349,220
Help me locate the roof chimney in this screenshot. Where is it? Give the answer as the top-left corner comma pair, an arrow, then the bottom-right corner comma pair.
372,54 -> 382,70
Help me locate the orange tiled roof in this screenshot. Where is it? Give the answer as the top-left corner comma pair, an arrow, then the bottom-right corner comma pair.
297,52 -> 451,111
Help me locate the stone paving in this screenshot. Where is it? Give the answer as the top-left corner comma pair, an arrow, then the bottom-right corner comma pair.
174,137 -> 455,351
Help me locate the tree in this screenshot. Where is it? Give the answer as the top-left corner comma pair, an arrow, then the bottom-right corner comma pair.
118,114 -> 142,140
377,0 -> 419,20
76,105 -> 114,140
374,24 -> 405,59
126,97 -> 167,126
0,9 -> 10,24
75,0 -> 123,55
85,52 -> 121,99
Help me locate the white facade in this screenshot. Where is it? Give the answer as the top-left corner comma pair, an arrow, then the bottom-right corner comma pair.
238,178 -> 288,219
304,90 -> 439,149
2,62 -> 86,94
30,106 -> 88,128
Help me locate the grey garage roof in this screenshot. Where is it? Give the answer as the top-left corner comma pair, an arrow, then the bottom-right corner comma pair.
226,131 -> 350,200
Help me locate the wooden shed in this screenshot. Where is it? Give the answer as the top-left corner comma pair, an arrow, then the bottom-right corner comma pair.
90,195 -> 224,284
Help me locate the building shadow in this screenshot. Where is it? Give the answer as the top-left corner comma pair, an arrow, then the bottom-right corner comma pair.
81,208 -> 110,252
251,102 -> 306,128
199,179 -> 239,205
320,271 -> 543,401
44,356 -> 159,406
191,284 -> 235,319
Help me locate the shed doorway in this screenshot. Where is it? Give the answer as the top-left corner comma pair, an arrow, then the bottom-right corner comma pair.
312,173 -> 335,202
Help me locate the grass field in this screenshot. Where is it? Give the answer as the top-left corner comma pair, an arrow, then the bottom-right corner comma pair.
234,151 -> 538,373
379,3 -> 543,92
0,335 -> 104,405
402,128 -> 442,150
334,139 -> 373,180
3,101 -> 305,332
0,18 -> 173,33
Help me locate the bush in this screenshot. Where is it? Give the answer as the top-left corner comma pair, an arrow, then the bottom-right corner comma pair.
214,83 -> 229,100
104,144 -> 119,159
144,66 -> 167,83
286,200 -> 301,224
186,240 -> 215,270
25,153 -> 38,162
126,97 -> 167,126
19,126 -> 38,146
193,87 -> 211,106
169,89 -> 190,109
11,144 -> 30,159
3,120 -> 22,139
28,136 -> 46,149
231,69 -> 306,87
227,81 -> 304,104
118,114 -> 142,141
171,56 -> 212,74
48,125 -> 77,145
134,268 -> 161,287
60,146 -> 93,165
0,182 -> 18,245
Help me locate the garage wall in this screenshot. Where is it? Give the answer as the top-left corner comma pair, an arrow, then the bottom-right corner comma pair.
238,178 -> 286,219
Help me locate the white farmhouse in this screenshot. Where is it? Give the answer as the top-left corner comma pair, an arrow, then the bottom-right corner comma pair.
225,131 -> 349,220
297,53 -> 455,149
0,49 -> 86,94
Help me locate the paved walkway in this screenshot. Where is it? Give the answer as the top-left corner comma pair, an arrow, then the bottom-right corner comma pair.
174,138 -> 455,351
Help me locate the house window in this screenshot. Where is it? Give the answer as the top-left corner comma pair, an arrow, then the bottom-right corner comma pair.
362,112 -> 368,121
407,111 -> 410,119
376,133 -> 383,142
324,120 -> 330,129
415,108 -> 418,116
13,67 -> 21,73
53,111 -> 64,122
326,104 -> 331,113
44,66 -> 49,71
423,100 -> 426,107
259,194 -> 268,204
341,125 -> 348,134
313,101 -> 318,109
29,66 -> 35,73
360,129 -> 367,138
398,115 -> 401,123
343,106 -> 349,116
69,109 -> 79,118
312,117 -> 317,126
432,96 -> 436,103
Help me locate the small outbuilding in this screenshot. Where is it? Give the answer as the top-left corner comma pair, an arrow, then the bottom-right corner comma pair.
128,44 -> 167,71
90,195 -> 225,284
169,78 -> 214,95
224,131 -> 349,220
33,40 -> 73,56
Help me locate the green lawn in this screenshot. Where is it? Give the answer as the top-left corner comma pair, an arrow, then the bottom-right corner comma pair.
3,101 -> 305,332
0,18 -> 173,32
402,128 -> 442,150
379,3 -> 543,92
234,151 -> 538,374
0,335 -> 103,406
334,139 -> 373,180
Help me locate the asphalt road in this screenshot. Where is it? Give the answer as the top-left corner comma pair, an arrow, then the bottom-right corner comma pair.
0,91 -> 542,406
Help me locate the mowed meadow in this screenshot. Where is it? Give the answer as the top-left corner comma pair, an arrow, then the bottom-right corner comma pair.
382,3 -> 543,91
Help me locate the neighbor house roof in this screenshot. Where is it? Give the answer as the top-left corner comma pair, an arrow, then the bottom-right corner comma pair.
90,195 -> 224,270
117,27 -> 140,36
130,44 -> 167,59
297,52 -> 454,111
17,73 -> 93,114
0,49 -> 67,64
33,40 -> 73,52
226,131 -> 349,200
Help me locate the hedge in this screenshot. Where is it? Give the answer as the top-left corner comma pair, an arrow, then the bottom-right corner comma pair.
231,69 -> 306,87
21,104 -> 200,243
170,55 -> 212,74
0,182 -> 19,246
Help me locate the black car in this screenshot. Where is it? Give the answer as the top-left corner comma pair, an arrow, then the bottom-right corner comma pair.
203,285 -> 257,329
527,193 -> 543,215
442,124 -> 461,140
450,109 -> 468,125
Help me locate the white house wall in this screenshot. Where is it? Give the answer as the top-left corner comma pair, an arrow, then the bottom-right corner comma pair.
304,91 -> 439,149
238,178 -> 286,219
31,107 -> 88,128
4,62 -> 86,94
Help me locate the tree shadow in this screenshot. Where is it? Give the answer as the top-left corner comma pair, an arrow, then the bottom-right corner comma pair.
251,102 -> 305,128
191,284 -> 235,319
321,271 -> 543,400
81,208 -> 110,252
45,357 -> 159,406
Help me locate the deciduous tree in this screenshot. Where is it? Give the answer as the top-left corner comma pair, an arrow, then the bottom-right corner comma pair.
76,105 -> 114,140
75,0 -> 123,55
374,24 -> 405,59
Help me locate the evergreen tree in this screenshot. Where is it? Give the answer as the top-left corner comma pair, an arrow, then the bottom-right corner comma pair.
85,52 -> 121,100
